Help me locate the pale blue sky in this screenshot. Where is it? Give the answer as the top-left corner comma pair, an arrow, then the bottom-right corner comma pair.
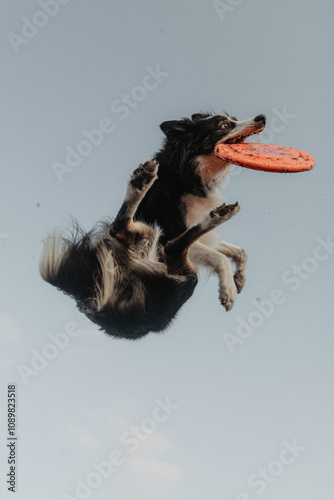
1,1 -> 334,499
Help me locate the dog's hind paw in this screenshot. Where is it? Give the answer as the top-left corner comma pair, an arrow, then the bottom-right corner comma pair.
234,270 -> 246,294
219,291 -> 236,312
130,159 -> 159,191
219,284 -> 237,312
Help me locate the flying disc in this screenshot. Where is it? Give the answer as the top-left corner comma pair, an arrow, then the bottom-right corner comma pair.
214,143 -> 315,173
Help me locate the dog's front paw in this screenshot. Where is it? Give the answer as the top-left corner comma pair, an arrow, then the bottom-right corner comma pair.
130,159 -> 159,191
210,202 -> 240,224
219,283 -> 237,311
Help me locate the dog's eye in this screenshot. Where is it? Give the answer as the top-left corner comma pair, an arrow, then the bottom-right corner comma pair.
220,122 -> 231,130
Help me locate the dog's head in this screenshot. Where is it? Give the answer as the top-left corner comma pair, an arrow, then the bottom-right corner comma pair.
159,112 -> 266,189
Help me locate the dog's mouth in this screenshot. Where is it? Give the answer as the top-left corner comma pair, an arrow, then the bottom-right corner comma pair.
225,129 -> 261,145
218,115 -> 266,146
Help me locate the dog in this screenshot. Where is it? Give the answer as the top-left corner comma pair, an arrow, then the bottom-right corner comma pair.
40,112 -> 266,339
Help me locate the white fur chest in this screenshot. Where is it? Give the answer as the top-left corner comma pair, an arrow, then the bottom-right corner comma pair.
181,189 -> 225,227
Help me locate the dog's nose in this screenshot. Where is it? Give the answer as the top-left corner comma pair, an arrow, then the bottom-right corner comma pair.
254,114 -> 266,124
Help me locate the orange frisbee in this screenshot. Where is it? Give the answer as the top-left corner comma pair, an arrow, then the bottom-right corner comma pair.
214,143 -> 315,173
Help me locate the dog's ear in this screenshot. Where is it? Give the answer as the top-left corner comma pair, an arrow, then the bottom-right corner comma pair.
191,113 -> 210,121
160,119 -> 193,137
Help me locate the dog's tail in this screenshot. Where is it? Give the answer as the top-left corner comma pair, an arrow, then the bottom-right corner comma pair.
39,230 -> 65,285
39,224 -> 107,311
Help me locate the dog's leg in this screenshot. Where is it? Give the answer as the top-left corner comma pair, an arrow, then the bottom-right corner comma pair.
111,159 -> 158,234
215,241 -> 247,293
198,232 -> 248,294
165,203 -> 239,310
189,241 -> 237,311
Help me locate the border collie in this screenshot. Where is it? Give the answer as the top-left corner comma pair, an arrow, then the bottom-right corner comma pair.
40,112 -> 266,339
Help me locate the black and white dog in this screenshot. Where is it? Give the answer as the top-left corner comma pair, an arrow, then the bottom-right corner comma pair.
40,112 -> 266,339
